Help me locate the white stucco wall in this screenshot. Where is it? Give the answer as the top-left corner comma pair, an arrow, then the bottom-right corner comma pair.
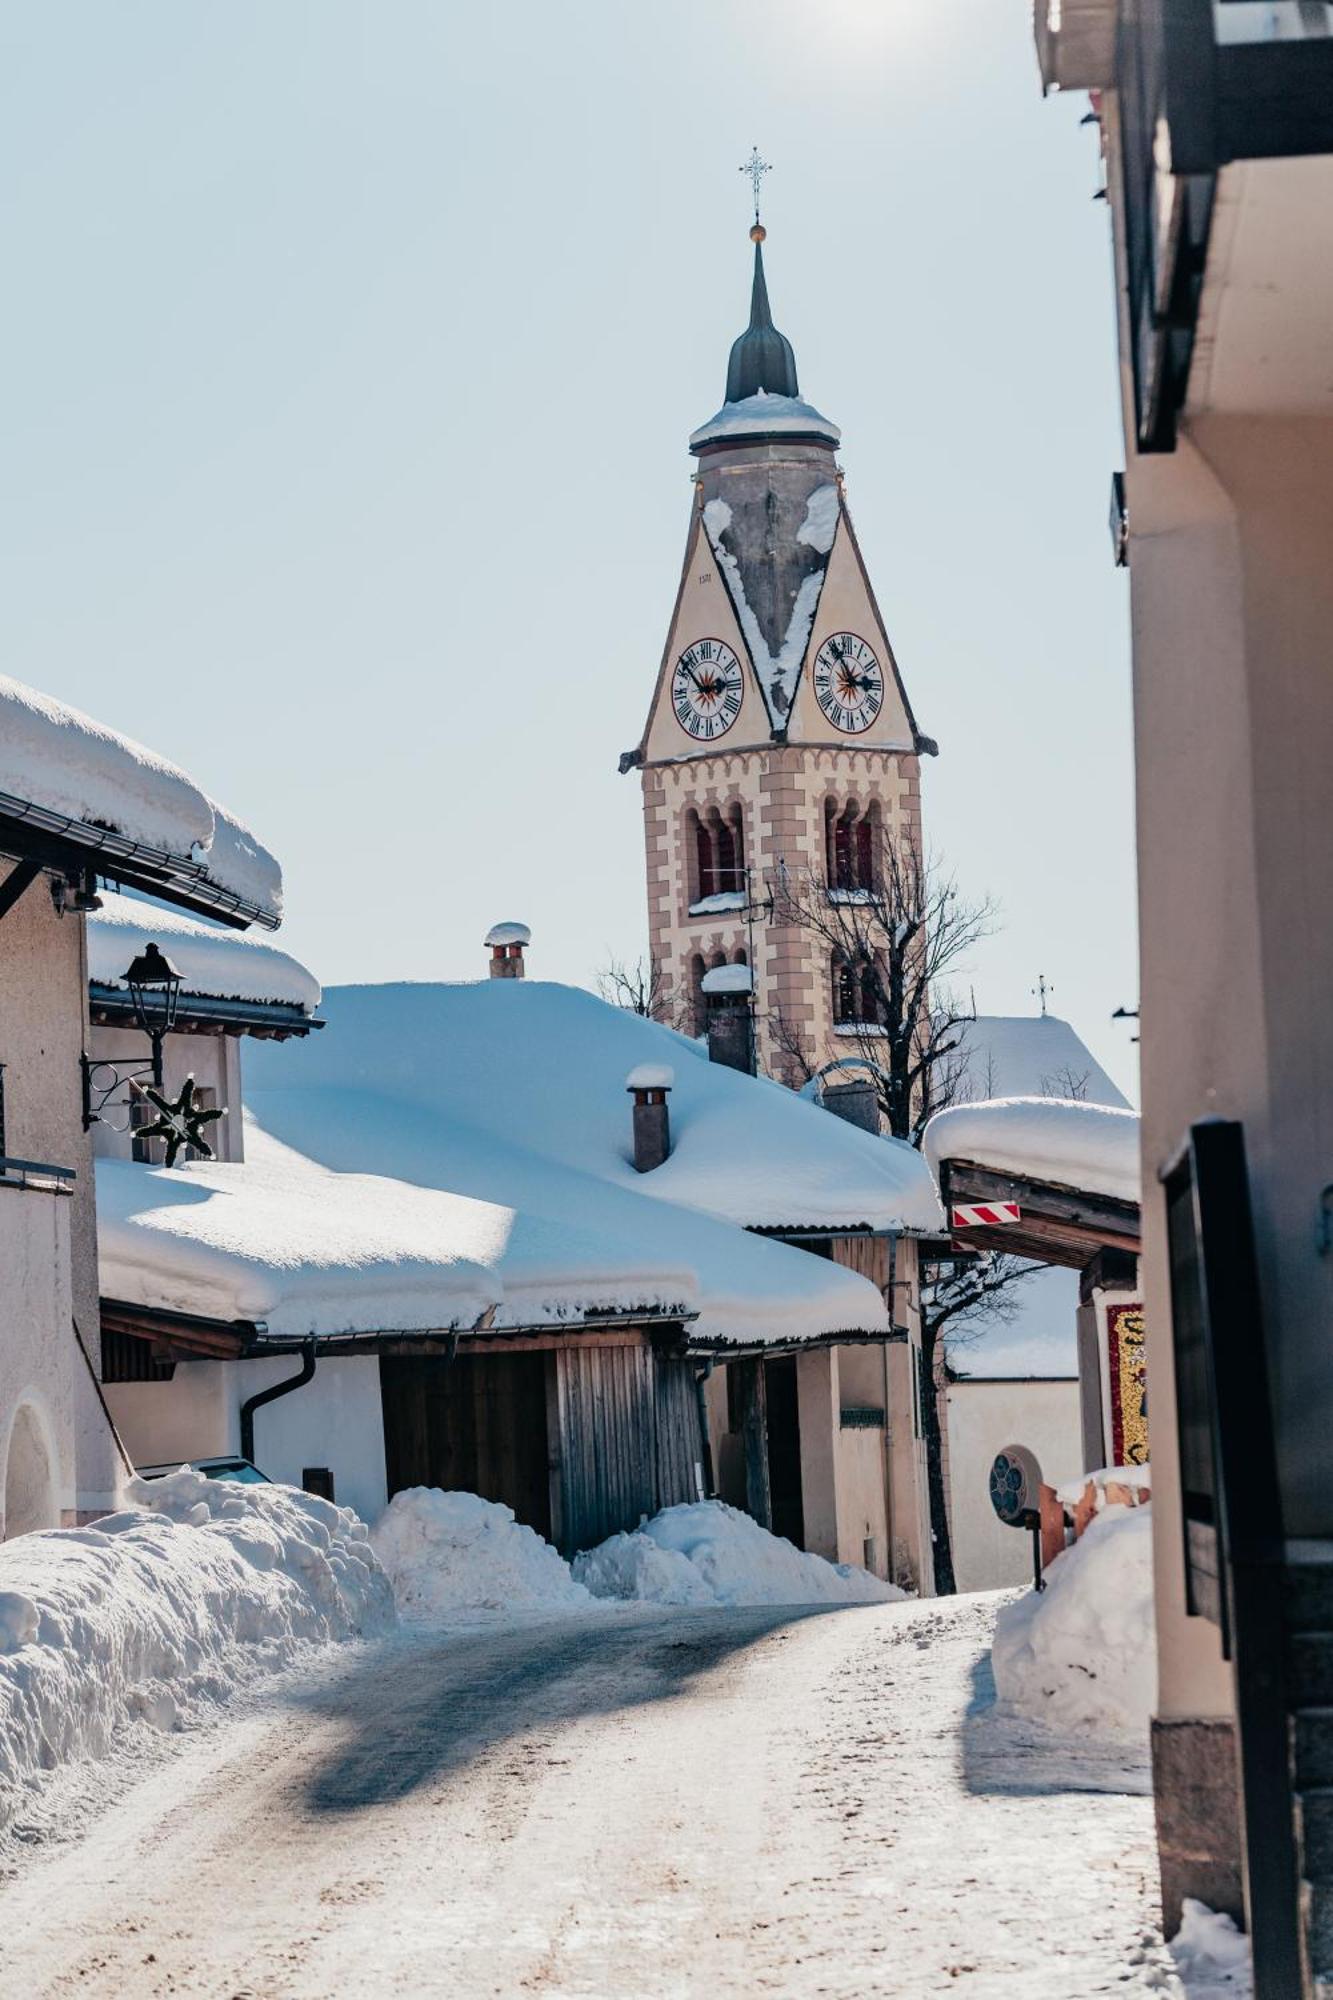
107,1354 -> 389,1527
945,1377 -> 1081,1593
0,1191 -> 77,1534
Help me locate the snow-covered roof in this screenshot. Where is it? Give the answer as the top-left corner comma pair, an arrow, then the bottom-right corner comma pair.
98,1121 -> 891,1348
922,1097 -> 1141,1206
953,1016 -> 1129,1111
689,392 -> 841,451
243,979 -> 944,1238
89,893 -> 321,1014
0,673 -> 282,924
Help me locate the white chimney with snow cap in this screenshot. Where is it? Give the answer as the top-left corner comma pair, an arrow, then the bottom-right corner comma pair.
700,963 -> 755,1075
626,1062 -> 673,1173
485,920 -> 530,979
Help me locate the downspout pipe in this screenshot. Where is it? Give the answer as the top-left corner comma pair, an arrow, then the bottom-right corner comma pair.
694,1358 -> 717,1498
240,1339 -> 316,1468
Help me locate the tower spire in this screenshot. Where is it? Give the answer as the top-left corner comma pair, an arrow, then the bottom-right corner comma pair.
725,150 -> 799,404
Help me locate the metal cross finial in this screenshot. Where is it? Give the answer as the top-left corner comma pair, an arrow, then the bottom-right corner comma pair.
1032,973 -> 1053,1017
739,146 -> 772,222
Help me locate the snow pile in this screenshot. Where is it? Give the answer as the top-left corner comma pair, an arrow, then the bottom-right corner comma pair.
371,1489 -> 592,1619
689,390 -> 841,449
575,1502 -> 906,1608
1133,1901 -> 1252,1996
687,889 -> 747,916
700,962 -> 752,996
0,1470 -> 392,1834
90,892 -> 321,1012
0,674 -> 282,920
923,1095 -> 1141,1204
1056,1463 -> 1152,1509
625,1062 -> 674,1093
703,497 -> 827,724
992,1503 -> 1156,1739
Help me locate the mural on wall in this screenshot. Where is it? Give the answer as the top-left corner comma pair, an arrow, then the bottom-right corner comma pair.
1107,1303 -> 1149,1466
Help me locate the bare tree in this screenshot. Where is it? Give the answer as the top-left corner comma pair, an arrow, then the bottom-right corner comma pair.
771,836 -> 992,1145
775,830 -> 1039,1595
597,951 -> 670,1022
1040,1063 -> 1090,1101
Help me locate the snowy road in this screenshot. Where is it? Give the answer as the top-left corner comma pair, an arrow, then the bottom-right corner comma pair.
0,1593 -> 1161,1999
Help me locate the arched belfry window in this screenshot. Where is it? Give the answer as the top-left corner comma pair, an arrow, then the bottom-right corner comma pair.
831,948 -> 884,1028
825,798 -> 882,894
687,802 -> 747,909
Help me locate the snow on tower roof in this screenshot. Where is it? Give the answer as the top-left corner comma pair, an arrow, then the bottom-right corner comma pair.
0,673 -> 283,925
689,391 -> 841,452
89,893 -> 321,1014
243,979 -> 943,1239
922,1097 -> 1141,1206
484,921 -> 531,947
952,1016 -> 1129,1110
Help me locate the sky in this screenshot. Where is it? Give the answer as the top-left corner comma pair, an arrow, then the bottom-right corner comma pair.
0,0 -> 1139,1101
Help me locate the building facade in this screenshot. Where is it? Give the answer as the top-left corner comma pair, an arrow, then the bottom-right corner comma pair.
1035,6 -> 1333,1990
622,225 -> 936,1086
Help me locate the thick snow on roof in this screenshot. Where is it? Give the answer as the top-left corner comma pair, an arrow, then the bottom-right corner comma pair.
689,391 -> 841,450
0,673 -> 282,921
243,979 -> 943,1238
484,920 -> 531,947
700,963 -> 752,995
89,893 -> 321,1013
954,1016 -> 1130,1111
923,1097 -> 1141,1206
100,1115 -> 888,1347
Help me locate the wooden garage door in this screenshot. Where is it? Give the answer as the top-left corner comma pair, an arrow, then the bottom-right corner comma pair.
379,1353 -> 552,1540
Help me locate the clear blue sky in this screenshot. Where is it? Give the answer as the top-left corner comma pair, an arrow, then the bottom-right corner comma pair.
0,1 -> 1138,1099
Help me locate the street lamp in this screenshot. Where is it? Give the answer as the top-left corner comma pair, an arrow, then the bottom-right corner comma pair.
123,944 -> 183,1085
81,941 -> 186,1128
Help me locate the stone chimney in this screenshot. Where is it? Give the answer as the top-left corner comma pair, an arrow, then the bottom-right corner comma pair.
701,964 -> 755,1075
822,1079 -> 880,1134
485,921 -> 530,979
626,1063 -> 673,1172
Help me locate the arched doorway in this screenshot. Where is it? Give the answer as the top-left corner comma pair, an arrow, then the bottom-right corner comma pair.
3,1400 -> 58,1539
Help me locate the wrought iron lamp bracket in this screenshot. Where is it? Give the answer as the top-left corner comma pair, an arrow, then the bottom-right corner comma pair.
81,1037 -> 165,1133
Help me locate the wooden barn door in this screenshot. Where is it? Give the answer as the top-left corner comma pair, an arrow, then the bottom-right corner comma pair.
379,1353 -> 552,1540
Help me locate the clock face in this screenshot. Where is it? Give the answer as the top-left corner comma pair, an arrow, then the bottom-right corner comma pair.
812,632 -> 885,734
671,638 -> 744,743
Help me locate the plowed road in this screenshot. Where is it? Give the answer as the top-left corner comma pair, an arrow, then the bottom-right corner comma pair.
0,1596 -> 1163,1998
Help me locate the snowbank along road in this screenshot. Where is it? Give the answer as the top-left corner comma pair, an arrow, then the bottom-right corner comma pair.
0,1593 -> 1162,1998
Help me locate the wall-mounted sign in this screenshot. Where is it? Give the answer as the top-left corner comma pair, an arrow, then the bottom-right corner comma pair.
1107,1302 -> 1149,1467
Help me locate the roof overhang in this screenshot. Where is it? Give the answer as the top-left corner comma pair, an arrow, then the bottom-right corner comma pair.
0,793 -> 278,931
89,984 -> 322,1041
937,1159 -> 1141,1271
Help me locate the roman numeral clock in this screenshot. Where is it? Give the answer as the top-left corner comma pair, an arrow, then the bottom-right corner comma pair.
813,632 -> 884,735
672,638 -> 744,743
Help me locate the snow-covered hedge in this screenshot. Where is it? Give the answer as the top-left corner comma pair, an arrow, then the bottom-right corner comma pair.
575,1502 -> 907,1608
991,1502 -> 1156,1739
0,1471 -> 393,1835
371,1489 -> 907,1618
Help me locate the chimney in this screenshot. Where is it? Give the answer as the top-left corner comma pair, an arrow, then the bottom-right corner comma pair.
485,920 -> 530,979
701,963 -> 755,1075
822,1079 -> 880,1134
626,1063 -> 673,1172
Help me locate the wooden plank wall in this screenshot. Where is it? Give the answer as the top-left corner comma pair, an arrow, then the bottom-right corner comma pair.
553,1347 -> 704,1555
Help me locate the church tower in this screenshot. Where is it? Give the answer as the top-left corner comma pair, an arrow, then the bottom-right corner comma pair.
621,216 -> 936,1090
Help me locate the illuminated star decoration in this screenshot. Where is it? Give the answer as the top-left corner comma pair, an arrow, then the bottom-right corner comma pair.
136,1076 -> 224,1168
739,145 -> 772,222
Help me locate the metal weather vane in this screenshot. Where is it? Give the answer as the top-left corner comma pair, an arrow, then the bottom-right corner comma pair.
135,1074 -> 224,1169
739,146 -> 772,224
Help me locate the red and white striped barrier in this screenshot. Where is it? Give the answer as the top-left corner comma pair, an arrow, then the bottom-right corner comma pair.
951,1200 -> 1021,1229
